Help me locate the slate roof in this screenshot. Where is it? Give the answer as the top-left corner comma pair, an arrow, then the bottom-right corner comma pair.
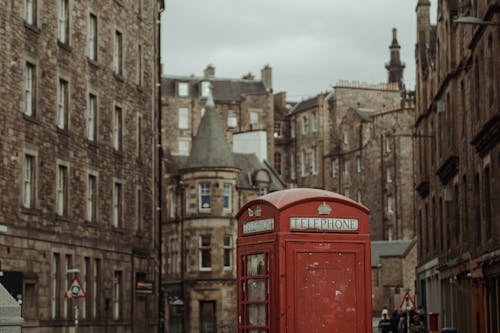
183,91 -> 236,170
371,240 -> 415,267
288,94 -> 323,115
162,76 -> 268,102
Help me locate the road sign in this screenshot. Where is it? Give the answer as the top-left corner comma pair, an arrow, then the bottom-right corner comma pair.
65,276 -> 86,299
399,291 -> 415,310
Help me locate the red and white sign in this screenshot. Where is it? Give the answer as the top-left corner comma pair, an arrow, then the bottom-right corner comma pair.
399,291 -> 415,310
65,276 -> 87,299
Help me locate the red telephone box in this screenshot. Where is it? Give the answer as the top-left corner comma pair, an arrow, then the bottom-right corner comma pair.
236,188 -> 372,333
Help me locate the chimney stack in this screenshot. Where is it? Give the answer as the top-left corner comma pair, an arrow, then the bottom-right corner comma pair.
261,64 -> 272,92
204,64 -> 215,78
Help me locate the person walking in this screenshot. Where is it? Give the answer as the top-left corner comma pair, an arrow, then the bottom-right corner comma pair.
397,316 -> 407,333
378,313 -> 394,333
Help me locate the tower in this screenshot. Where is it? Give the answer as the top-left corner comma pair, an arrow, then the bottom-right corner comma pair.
385,28 -> 406,89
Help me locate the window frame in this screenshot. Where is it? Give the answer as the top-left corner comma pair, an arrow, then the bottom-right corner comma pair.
87,93 -> 97,141
227,111 -> 237,128
222,183 -> 232,213
199,234 -> 212,271
223,235 -> 233,270
86,172 -> 98,222
25,0 -> 37,26
57,78 -> 69,130
58,0 -> 70,45
114,30 -> 123,76
23,153 -> 37,209
88,12 -> 98,61
113,104 -> 122,151
302,115 -> 309,134
56,162 -> 69,217
178,107 -> 189,129
24,62 -> 36,117
311,112 -> 318,132
198,183 -> 211,212
112,180 -> 122,228
178,82 -> 189,97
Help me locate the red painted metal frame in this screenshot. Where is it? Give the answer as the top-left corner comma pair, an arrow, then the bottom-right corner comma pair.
237,188 -> 372,333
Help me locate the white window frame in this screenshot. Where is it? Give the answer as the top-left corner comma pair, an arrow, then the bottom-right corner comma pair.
112,180 -> 122,228
274,122 -> 282,137
87,93 -> 97,141
222,183 -> 232,213
290,154 -> 296,180
357,191 -> 362,203
311,112 -> 318,132
86,172 -> 97,222
302,115 -> 309,134
58,0 -> 69,44
344,159 -> 350,175
300,150 -> 307,177
136,113 -> 143,158
25,62 -> 35,117
177,138 -> 190,156
291,120 -> 296,138
201,81 -> 210,97
357,157 -> 361,173
136,186 -> 143,231
199,183 -> 211,212
223,235 -> 233,270
113,271 -> 121,319
25,0 -> 36,25
227,111 -> 237,128
344,188 -> 350,198
178,82 -> 189,97
114,30 -> 123,76
387,167 -> 393,183
199,235 -> 212,271
113,104 -> 122,151
23,153 -> 36,208
386,137 -> 392,153
56,162 -> 69,216
88,12 -> 97,61
387,195 -> 394,213
169,188 -> 176,219
178,107 -> 189,129
136,44 -> 143,86
343,130 -> 349,144
57,78 -> 69,130
249,110 -> 259,126
332,158 -> 338,178
311,147 -> 318,175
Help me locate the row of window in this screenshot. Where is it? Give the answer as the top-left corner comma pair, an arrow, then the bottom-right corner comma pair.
169,184 -> 232,218
22,153 -> 143,230
24,62 -> 144,155
177,108 -> 261,130
50,254 -> 123,321
24,0 -> 144,83
176,81 -> 210,98
290,112 -> 318,138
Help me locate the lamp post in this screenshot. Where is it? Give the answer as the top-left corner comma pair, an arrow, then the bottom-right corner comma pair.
453,16 -> 500,26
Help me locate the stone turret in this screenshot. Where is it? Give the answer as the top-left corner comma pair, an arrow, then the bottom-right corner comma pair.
385,28 -> 405,89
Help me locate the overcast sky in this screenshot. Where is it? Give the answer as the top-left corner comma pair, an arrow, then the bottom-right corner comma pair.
161,1 -> 436,101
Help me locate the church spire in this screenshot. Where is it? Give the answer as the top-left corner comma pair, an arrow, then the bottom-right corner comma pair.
385,28 -> 405,90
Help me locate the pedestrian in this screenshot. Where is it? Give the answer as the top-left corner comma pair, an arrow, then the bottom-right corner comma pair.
378,313 -> 394,333
381,306 -> 389,318
390,309 -> 400,333
409,314 -> 426,333
397,316 -> 407,333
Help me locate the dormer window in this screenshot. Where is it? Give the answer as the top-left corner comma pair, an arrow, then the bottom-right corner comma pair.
227,111 -> 237,128
201,81 -> 210,97
178,82 -> 189,97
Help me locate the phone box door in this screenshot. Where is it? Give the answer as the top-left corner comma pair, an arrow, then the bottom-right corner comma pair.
286,242 -> 367,333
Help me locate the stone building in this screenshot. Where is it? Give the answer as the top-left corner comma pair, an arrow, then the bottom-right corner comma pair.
0,1 -> 163,332
414,1 -> 499,332
161,90 -> 284,333
277,29 -> 417,313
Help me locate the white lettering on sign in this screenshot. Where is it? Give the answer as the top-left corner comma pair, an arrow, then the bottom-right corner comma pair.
243,218 -> 274,234
289,217 -> 359,232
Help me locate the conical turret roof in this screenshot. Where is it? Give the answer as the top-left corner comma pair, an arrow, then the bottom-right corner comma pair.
184,87 -> 237,170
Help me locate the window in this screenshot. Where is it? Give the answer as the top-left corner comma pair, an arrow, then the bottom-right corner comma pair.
88,93 -> 97,141
113,105 -> 122,151
332,158 -> 337,178
274,123 -> 282,137
201,81 -> 210,97
178,108 -> 189,129
387,195 -> 394,213
23,154 -> 36,208
178,82 -> 188,97
25,0 -> 37,25
87,173 -> 97,222
290,154 -> 296,180
241,253 -> 269,330
56,164 -> 68,216
227,111 -> 237,128
223,235 -> 232,269
311,147 -> 318,175
58,0 -> 69,44
386,168 -> 392,183
302,115 -> 309,134
386,137 -> 391,153
274,152 -> 282,175
114,31 -> 123,75
169,188 -> 175,219
199,235 -> 212,270
88,13 -> 97,61
136,187 -> 143,230
63,254 -> 72,318
357,191 -> 362,203
343,130 -> 349,144
291,121 -> 296,138
344,188 -> 350,198
113,271 -> 122,319
136,44 -> 142,86
223,184 -> 232,212
51,253 -> 61,319
136,114 -> 142,158
199,184 -> 211,211
24,62 -> 36,117
356,157 -> 361,173
57,79 -> 69,130
250,111 -> 259,126
300,151 -> 306,177
311,112 -> 317,132
82,257 -> 90,319
256,187 -> 267,196
177,139 -> 189,156
113,181 -> 122,227
343,159 -> 350,175
92,259 -> 100,319
199,301 -> 216,333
